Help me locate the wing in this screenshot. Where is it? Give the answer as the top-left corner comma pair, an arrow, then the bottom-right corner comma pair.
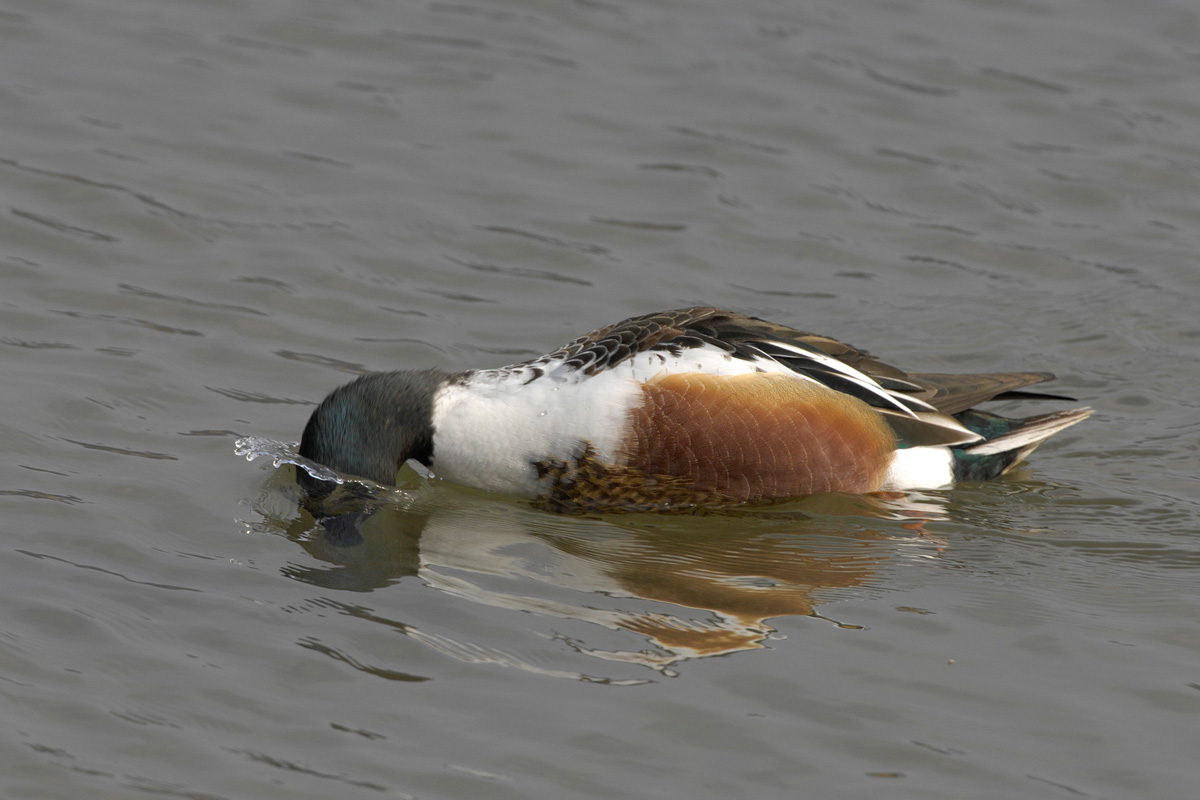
502,307 -> 1064,448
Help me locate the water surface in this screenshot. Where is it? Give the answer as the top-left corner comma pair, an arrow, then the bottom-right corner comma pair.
3,0 -> 1199,798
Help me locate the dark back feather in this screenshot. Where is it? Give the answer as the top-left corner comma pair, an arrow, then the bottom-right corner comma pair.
514,308 -> 1065,431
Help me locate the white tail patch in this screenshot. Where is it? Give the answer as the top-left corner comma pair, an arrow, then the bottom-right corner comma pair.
881,446 -> 955,490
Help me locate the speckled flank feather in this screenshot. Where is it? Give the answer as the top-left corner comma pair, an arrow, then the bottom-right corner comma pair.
621,372 -> 896,501
534,444 -> 738,514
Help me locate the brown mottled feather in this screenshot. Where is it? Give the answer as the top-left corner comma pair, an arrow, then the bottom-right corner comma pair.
534,444 -> 738,514
620,372 -> 896,502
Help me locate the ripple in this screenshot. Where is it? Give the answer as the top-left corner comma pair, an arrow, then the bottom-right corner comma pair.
450,257 -> 593,286
979,66 -> 1070,94
862,67 -> 955,96
637,162 -> 722,179
1,337 -> 77,349
207,387 -> 310,405
11,208 -> 117,242
273,350 -> 367,373
118,284 -> 267,316
0,489 -> 86,504
666,125 -> 790,155
590,217 -> 687,232
51,310 -> 203,337
61,439 -> 177,461
477,225 -> 613,257
16,550 -> 199,592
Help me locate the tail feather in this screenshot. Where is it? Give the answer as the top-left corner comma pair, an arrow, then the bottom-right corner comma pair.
952,407 -> 1092,481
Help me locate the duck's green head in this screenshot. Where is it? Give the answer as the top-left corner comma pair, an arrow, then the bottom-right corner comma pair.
297,370 -> 442,496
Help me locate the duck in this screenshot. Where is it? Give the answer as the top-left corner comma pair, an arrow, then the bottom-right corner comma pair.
297,307 -> 1091,512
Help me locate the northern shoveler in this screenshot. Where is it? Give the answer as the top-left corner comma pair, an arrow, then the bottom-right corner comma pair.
297,307 -> 1091,512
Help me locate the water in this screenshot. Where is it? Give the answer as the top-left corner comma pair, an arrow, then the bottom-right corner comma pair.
3,0 -> 1200,797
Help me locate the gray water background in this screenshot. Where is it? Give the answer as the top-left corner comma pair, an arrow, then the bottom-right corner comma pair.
3,0 -> 1199,798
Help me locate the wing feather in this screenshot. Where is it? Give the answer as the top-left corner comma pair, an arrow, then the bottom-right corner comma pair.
491,308 -> 1069,449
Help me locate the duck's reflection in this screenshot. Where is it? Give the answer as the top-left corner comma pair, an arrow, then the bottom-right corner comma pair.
260,471 -> 948,676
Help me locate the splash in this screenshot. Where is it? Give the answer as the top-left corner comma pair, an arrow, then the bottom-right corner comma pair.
234,435 -> 412,503
234,436 -> 342,481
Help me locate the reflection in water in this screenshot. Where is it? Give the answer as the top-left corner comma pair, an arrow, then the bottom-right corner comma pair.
245,464 -> 949,679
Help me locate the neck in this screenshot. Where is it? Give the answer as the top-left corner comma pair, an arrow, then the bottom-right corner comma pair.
298,369 -> 445,490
